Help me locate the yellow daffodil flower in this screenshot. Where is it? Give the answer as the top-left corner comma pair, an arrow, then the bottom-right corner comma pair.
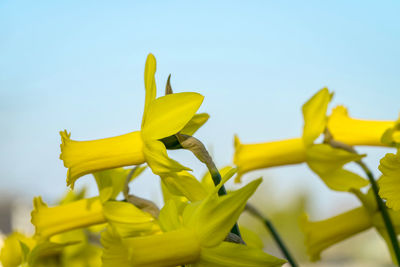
328,105 -> 396,146
301,207 -> 372,261
102,178 -> 286,267
31,196 -> 106,240
31,196 -> 158,241
60,54 -> 207,188
234,88 -> 369,191
379,149 -> 400,210
301,199 -> 400,262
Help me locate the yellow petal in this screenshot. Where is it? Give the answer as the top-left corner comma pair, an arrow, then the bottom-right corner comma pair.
158,200 -> 185,232
379,151 -> 400,210
302,88 -> 332,146
160,179 -> 189,204
233,135 -> 306,182
142,92 -> 204,140
103,201 -> 159,237
103,229 -> 201,267
27,240 -> 79,266
161,171 -> 208,202
60,130 -> 145,188
306,144 -> 363,173
94,167 -> 145,203
327,105 -> 395,146
143,140 -> 191,175
306,144 -> 368,191
319,169 -> 369,191
141,53 -> 157,127
300,207 -> 372,261
306,144 -> 365,173
180,113 -> 210,136
185,178 -> 262,247
239,226 -> 264,249
0,232 -> 35,267
196,242 -> 286,267
31,197 -> 106,240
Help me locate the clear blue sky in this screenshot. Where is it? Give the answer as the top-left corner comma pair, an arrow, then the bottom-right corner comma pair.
1,1 -> 399,213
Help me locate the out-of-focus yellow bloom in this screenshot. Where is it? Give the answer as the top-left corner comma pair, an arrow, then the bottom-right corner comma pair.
328,105 -> 395,146
379,149 -> 400,210
233,137 -> 306,182
31,197 -> 106,240
301,199 -> 400,263
301,207 -> 372,261
0,232 -> 35,267
31,195 -> 158,241
60,54 -> 206,188
102,178 -> 286,267
234,88 -> 369,191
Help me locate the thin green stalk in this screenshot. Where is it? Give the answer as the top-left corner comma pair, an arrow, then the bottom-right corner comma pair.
358,161 -> 400,265
246,204 -> 298,267
209,168 -> 242,238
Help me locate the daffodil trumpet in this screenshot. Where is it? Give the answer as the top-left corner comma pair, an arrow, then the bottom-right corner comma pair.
60,54 -> 208,188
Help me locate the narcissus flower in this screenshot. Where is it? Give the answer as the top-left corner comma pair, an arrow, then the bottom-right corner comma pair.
60,54 -> 207,188
328,105 -> 396,146
234,88 -> 369,191
301,207 -> 372,261
301,202 -> 400,262
102,178 -> 286,267
31,196 -> 158,241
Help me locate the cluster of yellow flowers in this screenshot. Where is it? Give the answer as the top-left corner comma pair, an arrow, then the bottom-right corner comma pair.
1,54 -> 400,266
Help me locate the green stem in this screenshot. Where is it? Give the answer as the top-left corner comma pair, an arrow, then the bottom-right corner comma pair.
246,204 -> 298,267
209,168 -> 242,238
358,161 -> 400,265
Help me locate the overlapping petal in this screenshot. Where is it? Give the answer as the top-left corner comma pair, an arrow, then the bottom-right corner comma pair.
379,151 -> 400,210
142,92 -> 204,140
184,178 -> 262,247
302,88 -> 332,146
194,242 -> 286,267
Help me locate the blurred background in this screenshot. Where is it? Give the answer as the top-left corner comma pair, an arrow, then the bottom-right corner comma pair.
1,1 -> 400,265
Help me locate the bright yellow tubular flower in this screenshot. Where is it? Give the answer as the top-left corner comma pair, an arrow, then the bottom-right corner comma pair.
328,105 -> 395,146
31,197 -> 106,240
60,54 -> 205,188
233,136 -> 306,182
301,207 -> 372,261
234,88 -> 369,191
0,232 -> 36,267
379,149 -> 400,210
102,178 -> 286,267
31,195 -> 158,241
